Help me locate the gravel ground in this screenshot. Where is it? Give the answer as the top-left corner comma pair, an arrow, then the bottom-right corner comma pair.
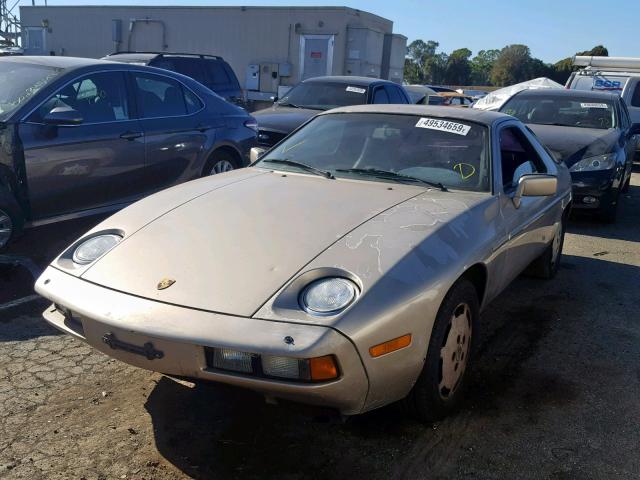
1,169 -> 639,480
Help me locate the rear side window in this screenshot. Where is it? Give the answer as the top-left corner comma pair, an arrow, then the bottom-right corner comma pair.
204,60 -> 231,86
385,85 -> 406,104
373,87 -> 390,104
572,75 -> 627,96
133,73 -> 201,118
152,58 -> 203,84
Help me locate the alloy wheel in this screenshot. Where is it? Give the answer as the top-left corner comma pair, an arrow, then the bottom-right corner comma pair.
0,209 -> 13,249
209,159 -> 235,175
439,302 -> 472,399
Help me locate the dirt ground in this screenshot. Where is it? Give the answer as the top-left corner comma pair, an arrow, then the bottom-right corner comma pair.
1,169 -> 639,480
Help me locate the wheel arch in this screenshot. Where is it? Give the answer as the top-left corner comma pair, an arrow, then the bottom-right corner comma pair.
459,263 -> 488,309
201,143 -> 244,176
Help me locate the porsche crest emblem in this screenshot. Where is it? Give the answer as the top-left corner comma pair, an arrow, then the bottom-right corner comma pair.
157,278 -> 176,290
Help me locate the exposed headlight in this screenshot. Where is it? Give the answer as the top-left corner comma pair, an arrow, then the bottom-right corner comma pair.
301,277 -> 358,315
72,234 -> 122,265
569,153 -> 616,172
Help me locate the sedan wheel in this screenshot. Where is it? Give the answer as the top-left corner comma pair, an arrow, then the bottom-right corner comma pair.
209,159 -> 235,175
403,279 -> 479,422
0,208 -> 13,250
439,303 -> 472,400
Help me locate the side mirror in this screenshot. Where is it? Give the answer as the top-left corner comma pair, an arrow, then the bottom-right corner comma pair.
271,96 -> 279,103
250,147 -> 267,163
512,174 -> 557,209
44,106 -> 83,126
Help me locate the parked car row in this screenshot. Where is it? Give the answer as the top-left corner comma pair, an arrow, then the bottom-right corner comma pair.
3,51 -> 636,423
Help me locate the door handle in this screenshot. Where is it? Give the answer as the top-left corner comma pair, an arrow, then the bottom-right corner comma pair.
196,124 -> 213,132
120,131 -> 144,141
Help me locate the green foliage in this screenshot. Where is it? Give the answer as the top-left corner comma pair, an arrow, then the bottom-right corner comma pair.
403,40 -> 609,88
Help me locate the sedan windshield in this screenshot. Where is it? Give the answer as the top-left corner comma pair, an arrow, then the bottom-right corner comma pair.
278,82 -> 368,111
0,60 -> 64,120
501,94 -> 617,130
255,113 -> 490,192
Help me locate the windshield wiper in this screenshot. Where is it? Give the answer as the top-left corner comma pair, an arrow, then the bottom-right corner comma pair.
262,158 -> 335,179
335,168 -> 447,191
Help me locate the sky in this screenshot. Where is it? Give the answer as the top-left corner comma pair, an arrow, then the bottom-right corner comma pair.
12,0 -> 640,63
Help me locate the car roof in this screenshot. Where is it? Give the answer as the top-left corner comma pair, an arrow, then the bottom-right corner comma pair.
0,55 -> 112,69
304,76 -> 396,86
104,52 -> 224,63
320,104 -> 510,125
514,88 -> 619,101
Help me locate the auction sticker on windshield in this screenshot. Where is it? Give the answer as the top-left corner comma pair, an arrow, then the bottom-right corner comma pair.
580,103 -> 609,109
346,86 -> 366,94
415,117 -> 471,136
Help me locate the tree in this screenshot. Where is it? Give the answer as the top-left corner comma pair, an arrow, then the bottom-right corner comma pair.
470,49 -> 500,85
444,48 -> 472,85
404,40 -> 440,83
551,45 -> 609,84
490,45 -> 534,86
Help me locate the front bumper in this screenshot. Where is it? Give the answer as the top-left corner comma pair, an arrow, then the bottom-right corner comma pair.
35,266 -> 369,415
570,170 -> 617,210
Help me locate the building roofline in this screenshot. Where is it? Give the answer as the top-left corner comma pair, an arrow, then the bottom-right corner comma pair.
19,5 -> 392,23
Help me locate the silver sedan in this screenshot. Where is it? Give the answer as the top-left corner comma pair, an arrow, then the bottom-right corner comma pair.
36,105 -> 572,421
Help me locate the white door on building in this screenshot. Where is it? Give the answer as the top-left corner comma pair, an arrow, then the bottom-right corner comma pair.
299,34 -> 334,80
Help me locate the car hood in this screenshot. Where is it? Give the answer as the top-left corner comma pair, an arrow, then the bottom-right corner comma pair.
80,169 -> 424,317
527,124 -> 618,167
252,105 -> 320,133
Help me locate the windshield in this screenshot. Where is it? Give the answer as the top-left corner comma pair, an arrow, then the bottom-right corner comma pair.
278,82 -> 368,111
255,113 -> 490,192
0,60 -> 64,120
501,94 -> 617,130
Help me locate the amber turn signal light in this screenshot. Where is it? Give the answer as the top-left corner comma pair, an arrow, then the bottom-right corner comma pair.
369,334 -> 412,358
310,355 -> 339,381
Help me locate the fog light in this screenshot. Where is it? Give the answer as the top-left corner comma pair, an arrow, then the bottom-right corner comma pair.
212,348 -> 255,373
583,196 -> 597,204
262,356 -> 309,379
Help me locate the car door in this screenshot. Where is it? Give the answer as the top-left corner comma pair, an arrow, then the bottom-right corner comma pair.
384,84 -> 409,104
20,70 -> 146,219
130,71 -> 215,192
619,100 -> 636,181
494,123 -> 561,288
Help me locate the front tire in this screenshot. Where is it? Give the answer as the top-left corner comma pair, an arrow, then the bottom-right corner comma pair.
598,190 -> 619,223
0,187 -> 24,251
403,279 -> 479,422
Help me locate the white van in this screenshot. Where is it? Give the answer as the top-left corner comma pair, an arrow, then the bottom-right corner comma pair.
567,56 -> 640,127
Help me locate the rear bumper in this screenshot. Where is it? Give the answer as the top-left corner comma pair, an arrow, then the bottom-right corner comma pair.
35,266 -> 369,415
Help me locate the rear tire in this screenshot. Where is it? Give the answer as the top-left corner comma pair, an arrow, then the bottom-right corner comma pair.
0,187 -> 24,251
526,212 -> 565,279
203,150 -> 239,176
402,279 -> 479,422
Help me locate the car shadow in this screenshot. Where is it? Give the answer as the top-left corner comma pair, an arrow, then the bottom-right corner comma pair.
567,182 -> 640,243
143,253 -> 640,479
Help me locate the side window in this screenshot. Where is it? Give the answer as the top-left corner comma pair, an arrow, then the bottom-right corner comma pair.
385,85 -> 405,104
184,88 -> 204,114
158,58 -> 209,87
372,87 -> 390,104
33,72 -> 129,123
631,82 -> 640,108
499,126 -> 547,192
134,73 -> 191,118
204,60 -> 231,86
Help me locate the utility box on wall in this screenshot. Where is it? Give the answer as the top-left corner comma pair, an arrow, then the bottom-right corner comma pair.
345,26 -> 384,78
259,63 -> 279,93
246,63 -> 260,91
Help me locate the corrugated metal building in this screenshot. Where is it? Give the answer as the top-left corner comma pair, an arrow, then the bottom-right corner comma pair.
19,5 -> 407,98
